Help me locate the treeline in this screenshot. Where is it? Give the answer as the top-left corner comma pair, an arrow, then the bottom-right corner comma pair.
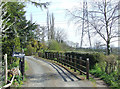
1,1 -> 72,65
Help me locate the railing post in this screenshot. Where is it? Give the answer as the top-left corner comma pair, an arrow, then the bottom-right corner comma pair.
47,52 -> 49,59
64,54 -> 67,66
61,53 -> 63,65
62,53 -> 64,65
47,52 -> 48,59
53,53 -> 55,61
60,53 -> 62,64
86,58 -> 89,80
51,52 -> 53,60
4,54 -> 7,84
79,57 -> 82,75
49,52 -> 51,60
44,52 -> 45,58
67,55 -> 69,67
70,55 -> 72,69
50,52 -> 51,59
48,52 -> 49,59
74,56 -> 77,72
58,53 -> 59,63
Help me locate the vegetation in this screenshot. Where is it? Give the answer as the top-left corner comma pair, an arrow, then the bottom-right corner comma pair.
1,0 -> 120,88
1,1 -> 49,87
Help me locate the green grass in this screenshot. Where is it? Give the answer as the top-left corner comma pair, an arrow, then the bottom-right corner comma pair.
90,64 -> 119,88
8,58 -> 29,87
25,60 -> 28,71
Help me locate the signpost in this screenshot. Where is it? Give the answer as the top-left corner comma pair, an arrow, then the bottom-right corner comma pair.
13,52 -> 25,80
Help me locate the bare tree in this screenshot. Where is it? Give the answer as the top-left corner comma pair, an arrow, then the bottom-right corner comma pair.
55,28 -> 67,43
67,0 -> 120,55
47,9 -> 55,40
34,25 -> 47,43
47,9 -> 50,40
50,13 -> 55,40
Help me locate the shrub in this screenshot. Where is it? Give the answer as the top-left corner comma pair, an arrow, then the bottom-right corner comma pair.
90,63 -> 119,88
48,40 -> 61,51
25,44 -> 35,56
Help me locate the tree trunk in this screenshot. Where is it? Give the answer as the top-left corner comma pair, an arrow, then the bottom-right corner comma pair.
105,61 -> 109,74
106,40 -> 110,55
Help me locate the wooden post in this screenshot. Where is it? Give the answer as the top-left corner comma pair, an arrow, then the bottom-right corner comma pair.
86,58 -> 89,80
46,52 -> 47,59
48,52 -> 49,59
52,52 -> 54,60
47,52 -> 49,59
61,54 -> 63,65
62,54 -> 64,65
61,53 -> 62,64
49,52 -> 51,60
47,52 -> 48,59
70,55 -> 72,69
79,57 -> 82,75
74,56 -> 77,72
43,52 -> 45,58
21,58 -> 23,80
64,54 -> 66,66
67,55 -> 69,67
50,52 -> 51,60
59,53 -> 61,63
53,53 -> 54,60
20,55 -> 25,80
4,54 -> 7,84
57,53 -> 59,63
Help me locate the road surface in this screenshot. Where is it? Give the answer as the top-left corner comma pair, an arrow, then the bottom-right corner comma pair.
22,56 -> 107,87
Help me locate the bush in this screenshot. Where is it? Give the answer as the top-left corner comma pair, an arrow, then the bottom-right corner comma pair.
25,44 -> 35,56
90,63 -> 119,88
48,40 -> 61,51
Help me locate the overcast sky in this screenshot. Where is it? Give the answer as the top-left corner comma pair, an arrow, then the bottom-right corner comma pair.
24,0 -> 118,48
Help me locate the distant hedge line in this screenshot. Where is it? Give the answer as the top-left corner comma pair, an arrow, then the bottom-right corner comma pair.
64,52 -> 102,69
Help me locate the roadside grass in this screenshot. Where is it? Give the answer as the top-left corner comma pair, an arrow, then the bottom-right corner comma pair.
90,64 -> 119,88
10,59 -> 29,87
25,60 -> 28,72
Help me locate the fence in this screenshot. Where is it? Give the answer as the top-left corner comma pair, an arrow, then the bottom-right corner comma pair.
38,52 -> 89,80
1,54 -> 15,89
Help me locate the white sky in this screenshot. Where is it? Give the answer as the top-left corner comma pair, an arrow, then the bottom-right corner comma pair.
24,0 -> 119,48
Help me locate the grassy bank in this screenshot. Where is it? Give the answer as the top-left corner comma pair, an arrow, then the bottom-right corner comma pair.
8,58 -> 29,87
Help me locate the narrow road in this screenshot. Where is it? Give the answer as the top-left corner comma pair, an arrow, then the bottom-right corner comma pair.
22,56 -> 99,87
